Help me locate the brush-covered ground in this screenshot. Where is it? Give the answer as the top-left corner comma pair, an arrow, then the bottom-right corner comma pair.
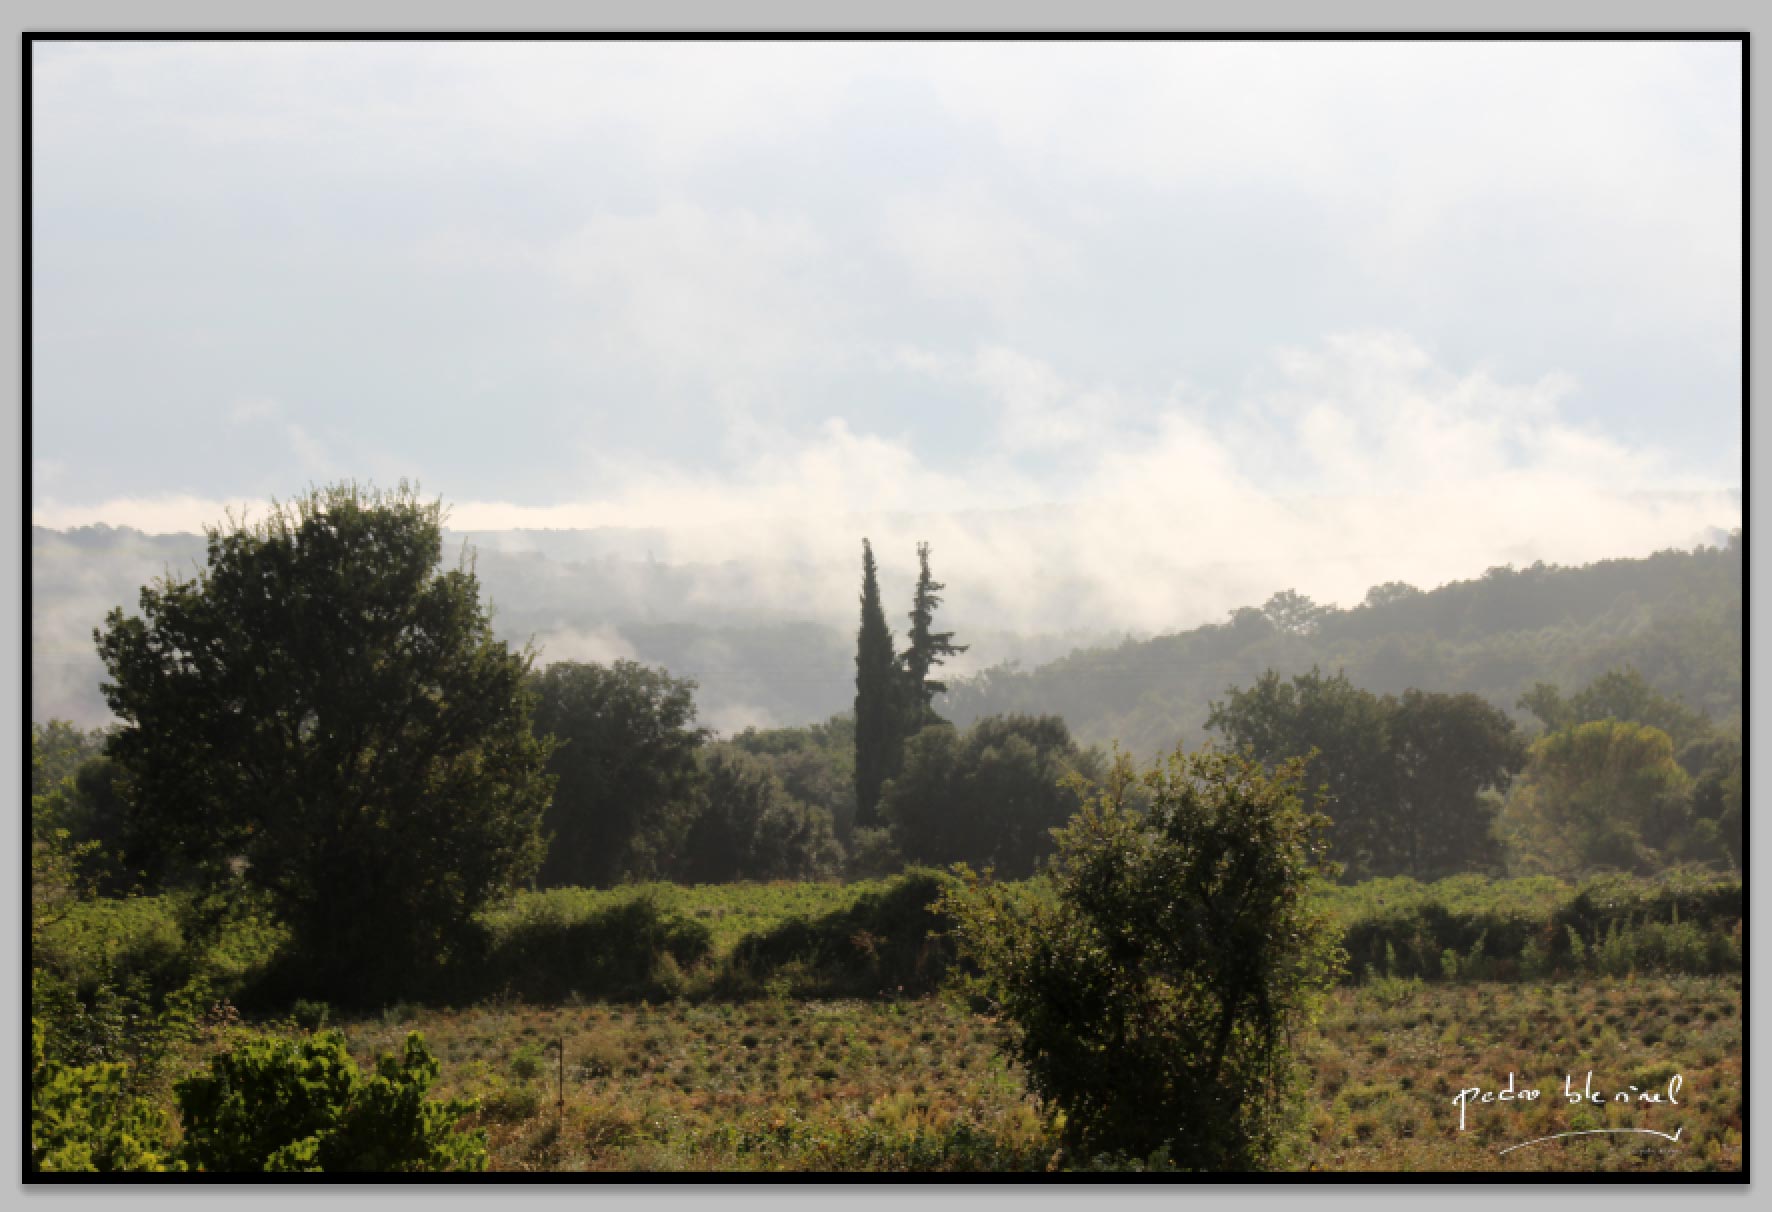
323,975 -> 1741,1174
43,871 -> 1741,1173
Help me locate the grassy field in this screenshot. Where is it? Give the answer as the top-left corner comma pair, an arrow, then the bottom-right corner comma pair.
323,975 -> 1742,1174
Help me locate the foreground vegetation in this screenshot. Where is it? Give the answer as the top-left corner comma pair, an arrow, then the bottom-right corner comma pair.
299,977 -> 1740,1173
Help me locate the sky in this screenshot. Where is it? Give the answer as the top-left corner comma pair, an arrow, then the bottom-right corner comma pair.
29,39 -> 1743,636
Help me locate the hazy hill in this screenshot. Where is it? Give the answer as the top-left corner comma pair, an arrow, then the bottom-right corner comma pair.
32,524 -> 1738,747
942,538 -> 1742,756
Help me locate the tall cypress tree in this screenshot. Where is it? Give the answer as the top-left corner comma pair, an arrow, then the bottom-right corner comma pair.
853,538 -> 899,828
902,541 -> 968,726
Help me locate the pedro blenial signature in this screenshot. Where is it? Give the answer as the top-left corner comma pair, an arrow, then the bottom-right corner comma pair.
1451,1072 -> 1684,1154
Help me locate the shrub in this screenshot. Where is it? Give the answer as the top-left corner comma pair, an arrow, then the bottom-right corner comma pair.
290,999 -> 331,1033
472,894 -> 713,1002
30,1018 -> 179,1173
510,1042 -> 547,1083
728,869 -> 959,996
176,1031 -> 485,1173
846,826 -> 905,880
942,749 -> 1342,1170
1335,871 -> 1740,983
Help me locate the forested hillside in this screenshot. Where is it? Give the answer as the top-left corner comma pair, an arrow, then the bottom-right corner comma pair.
942,538 -> 1742,756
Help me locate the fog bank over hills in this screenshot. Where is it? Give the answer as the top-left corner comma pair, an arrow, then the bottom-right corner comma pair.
31,489 -> 1737,736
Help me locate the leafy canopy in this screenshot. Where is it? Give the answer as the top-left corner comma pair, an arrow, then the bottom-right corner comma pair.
1209,669 -> 1524,881
94,482 -> 552,1001
530,659 -> 705,887
1502,719 -> 1704,875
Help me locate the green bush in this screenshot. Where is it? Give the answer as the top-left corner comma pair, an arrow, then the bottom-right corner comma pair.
1335,871 -> 1740,983
175,1031 -> 485,1173
471,893 -> 713,1002
727,869 -> 959,997
290,999 -> 331,1033
510,1041 -> 547,1083
30,1018 -> 179,1173
34,896 -> 187,1001
942,749 -> 1342,1170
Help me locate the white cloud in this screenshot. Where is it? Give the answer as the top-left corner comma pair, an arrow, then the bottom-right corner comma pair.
701,702 -> 781,738
33,493 -> 272,535
40,335 -> 1732,645
969,345 -> 1125,453
549,202 -> 840,402
883,184 -> 1078,317
228,396 -> 280,424
29,42 -> 1739,635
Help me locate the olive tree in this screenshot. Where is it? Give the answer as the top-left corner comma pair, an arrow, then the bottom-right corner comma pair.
94,483 -> 552,1001
941,748 -> 1342,1170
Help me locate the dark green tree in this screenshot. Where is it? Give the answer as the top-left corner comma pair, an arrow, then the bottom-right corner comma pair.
27,721 -> 144,893
529,660 -> 706,887
1209,671 -> 1524,881
671,747 -> 843,883
853,539 -> 900,828
729,714 -> 857,840
900,541 -> 967,726
1207,669 -> 1394,880
1715,756 -> 1744,871
882,713 -> 1103,878
941,748 -> 1341,1168
1387,689 -> 1525,879
93,483 -> 553,1002
1681,732 -> 1743,870
31,720 -> 103,799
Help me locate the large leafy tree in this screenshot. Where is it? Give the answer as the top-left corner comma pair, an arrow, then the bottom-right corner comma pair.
1387,689 -> 1526,879
94,483 -> 552,1001
1208,670 -> 1524,881
529,659 -> 705,887
1501,719 -> 1700,874
941,748 -> 1341,1168
882,713 -> 1103,878
670,746 -> 844,884
1207,669 -> 1394,879
852,539 -> 900,828
729,714 -> 857,840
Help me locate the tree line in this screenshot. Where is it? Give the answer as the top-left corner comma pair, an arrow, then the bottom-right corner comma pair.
1211,666 -> 1741,883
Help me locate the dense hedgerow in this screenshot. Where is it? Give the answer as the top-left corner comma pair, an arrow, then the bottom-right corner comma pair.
39,869 -> 1743,1020
466,893 -> 715,1002
726,869 -> 960,997
1333,869 -> 1742,982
